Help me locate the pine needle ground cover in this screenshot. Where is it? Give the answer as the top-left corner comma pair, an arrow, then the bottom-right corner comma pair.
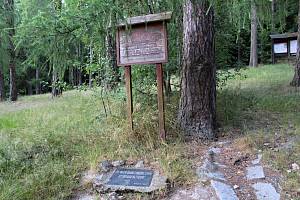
0,64 -> 299,199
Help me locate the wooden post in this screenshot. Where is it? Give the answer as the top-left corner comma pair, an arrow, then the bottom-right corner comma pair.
156,63 -> 166,140
125,66 -> 133,131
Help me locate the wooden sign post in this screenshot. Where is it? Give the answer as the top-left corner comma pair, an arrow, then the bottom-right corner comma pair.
116,12 -> 172,140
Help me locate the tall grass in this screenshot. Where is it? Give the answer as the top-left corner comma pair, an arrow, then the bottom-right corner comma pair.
0,89 -> 193,200
0,64 -> 299,199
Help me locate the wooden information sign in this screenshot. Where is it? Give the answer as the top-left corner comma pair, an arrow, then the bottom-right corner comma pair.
116,12 -> 172,140
117,23 -> 168,66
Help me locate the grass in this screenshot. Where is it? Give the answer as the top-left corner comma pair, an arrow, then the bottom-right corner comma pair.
0,89 -> 194,200
218,64 -> 300,197
0,64 -> 299,199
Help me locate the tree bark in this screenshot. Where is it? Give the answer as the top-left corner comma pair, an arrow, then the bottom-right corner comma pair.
5,0 -> 17,101
249,0 -> 258,67
107,31 -> 120,88
178,0 -> 216,139
271,0 -> 276,32
290,1 -> 300,86
35,68 -> 40,94
0,64 -> 5,101
52,68 -> 58,97
89,44 -> 93,88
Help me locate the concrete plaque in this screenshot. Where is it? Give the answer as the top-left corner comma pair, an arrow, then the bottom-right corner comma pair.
117,23 -> 168,66
106,168 -> 154,187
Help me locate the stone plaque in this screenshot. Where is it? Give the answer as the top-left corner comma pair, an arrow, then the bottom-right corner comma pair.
117,23 -> 168,66
106,168 -> 154,187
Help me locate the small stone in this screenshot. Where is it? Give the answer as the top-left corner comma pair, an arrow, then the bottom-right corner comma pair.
252,154 -> 263,165
135,160 -> 144,168
198,169 -> 226,182
74,193 -> 98,200
252,182 -> 280,200
233,155 -> 249,166
112,160 -> 125,167
209,147 -> 221,154
291,163 -> 300,171
99,160 -> 113,172
233,185 -> 239,190
126,159 -> 135,165
246,165 -> 265,180
264,143 -> 270,147
211,180 -> 238,200
286,169 -> 292,173
108,192 -> 119,200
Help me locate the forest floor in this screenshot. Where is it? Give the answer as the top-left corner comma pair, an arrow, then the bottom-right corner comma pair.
0,64 -> 299,200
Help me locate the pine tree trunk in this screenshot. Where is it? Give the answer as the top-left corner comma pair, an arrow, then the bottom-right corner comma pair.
28,82 -> 33,95
69,68 -> 74,86
78,44 -> 82,86
35,68 -> 40,94
89,45 -> 93,88
107,32 -> 120,88
178,0 -> 216,139
271,0 -> 276,32
0,65 -> 5,101
52,68 -> 59,97
290,2 -> 300,86
165,71 -> 172,97
78,69 -> 82,85
249,0 -> 258,67
5,0 -> 17,101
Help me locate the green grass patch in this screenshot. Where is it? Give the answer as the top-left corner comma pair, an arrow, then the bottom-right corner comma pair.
0,64 -> 299,199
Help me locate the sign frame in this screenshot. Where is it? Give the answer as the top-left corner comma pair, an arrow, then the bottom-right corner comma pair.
116,22 -> 169,66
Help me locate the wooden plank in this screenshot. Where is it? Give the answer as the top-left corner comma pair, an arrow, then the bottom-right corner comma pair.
117,23 -> 168,66
117,12 -> 172,27
125,66 -> 133,131
156,63 -> 166,140
270,32 -> 298,39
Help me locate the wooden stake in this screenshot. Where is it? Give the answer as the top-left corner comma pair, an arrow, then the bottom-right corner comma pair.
125,66 -> 133,131
156,63 -> 166,140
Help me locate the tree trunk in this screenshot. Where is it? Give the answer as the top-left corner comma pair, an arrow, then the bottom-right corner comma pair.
107,32 -> 120,88
165,71 -> 172,97
52,68 -> 59,97
77,44 -> 82,86
89,44 -> 93,88
290,1 -> 300,86
5,0 -> 17,101
78,69 -> 82,85
0,64 -> 5,101
249,0 -> 258,67
178,0 -> 216,139
35,68 -> 40,94
69,68 -> 74,86
28,82 -> 33,95
271,0 -> 276,32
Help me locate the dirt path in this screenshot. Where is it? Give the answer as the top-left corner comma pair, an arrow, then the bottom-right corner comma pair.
168,140 -> 282,200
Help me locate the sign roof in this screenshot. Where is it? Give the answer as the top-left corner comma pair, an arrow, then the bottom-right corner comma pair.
117,12 -> 172,27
